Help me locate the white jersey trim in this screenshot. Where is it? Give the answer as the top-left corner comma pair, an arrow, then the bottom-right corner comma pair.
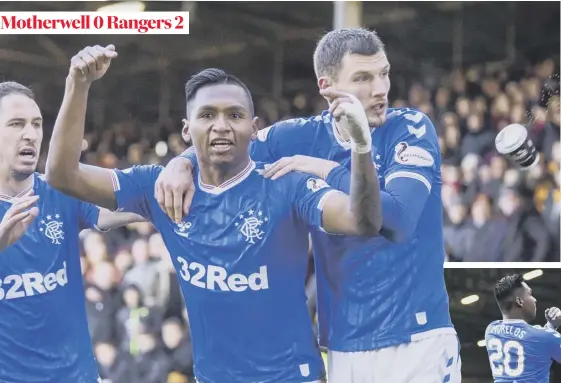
385,171 -> 431,192
110,169 -> 121,192
501,319 -> 526,324
316,190 -> 346,236
316,189 -> 339,211
0,174 -> 35,203
198,160 -> 255,195
330,119 -> 352,151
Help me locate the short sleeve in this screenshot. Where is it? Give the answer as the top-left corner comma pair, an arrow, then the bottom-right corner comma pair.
110,165 -> 163,220
179,146 -> 197,167
78,202 -> 100,230
287,172 -> 339,230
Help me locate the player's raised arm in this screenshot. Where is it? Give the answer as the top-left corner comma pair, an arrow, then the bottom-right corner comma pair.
45,45 -> 119,211
154,146 -> 196,223
290,89 -> 382,236
325,109 -> 439,242
319,89 -> 382,235
546,307 -> 561,329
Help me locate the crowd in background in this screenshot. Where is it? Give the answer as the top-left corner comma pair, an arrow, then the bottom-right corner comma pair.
71,57 -> 560,383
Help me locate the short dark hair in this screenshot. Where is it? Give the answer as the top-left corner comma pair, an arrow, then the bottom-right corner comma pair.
313,27 -> 385,80
184,68 -> 254,116
0,81 -> 34,103
495,274 -> 525,311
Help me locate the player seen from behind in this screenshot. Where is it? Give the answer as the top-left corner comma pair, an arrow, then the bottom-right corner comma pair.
485,274 -> 561,382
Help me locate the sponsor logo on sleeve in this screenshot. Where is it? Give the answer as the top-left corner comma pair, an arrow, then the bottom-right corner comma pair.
394,142 -> 434,167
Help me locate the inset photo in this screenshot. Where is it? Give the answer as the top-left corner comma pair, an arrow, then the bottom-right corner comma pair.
447,268 -> 561,382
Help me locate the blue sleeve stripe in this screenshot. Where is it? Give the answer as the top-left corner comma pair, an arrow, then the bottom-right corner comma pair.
385,170 -> 431,192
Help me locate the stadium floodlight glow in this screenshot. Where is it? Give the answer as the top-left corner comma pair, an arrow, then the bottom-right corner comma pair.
97,1 -> 146,13
477,340 -> 486,347
523,269 -> 543,280
460,294 -> 479,305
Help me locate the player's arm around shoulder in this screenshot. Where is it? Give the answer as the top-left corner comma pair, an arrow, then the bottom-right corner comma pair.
252,115 -> 321,161
155,115 -> 323,223
288,163 -> 382,237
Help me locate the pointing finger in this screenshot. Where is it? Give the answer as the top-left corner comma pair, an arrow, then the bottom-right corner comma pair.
320,88 -> 351,101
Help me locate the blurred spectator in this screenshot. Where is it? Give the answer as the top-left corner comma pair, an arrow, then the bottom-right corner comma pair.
83,231 -> 109,267
161,318 -> 194,380
461,194 -> 507,262
460,154 -> 481,205
123,238 -> 160,306
113,248 -> 133,277
147,233 -> 175,309
116,284 -> 163,355
534,96 -> 560,163
130,330 -> 170,383
443,203 -> 471,261
96,342 -> 134,383
86,261 -> 120,344
460,113 -> 495,159
497,188 -> 552,262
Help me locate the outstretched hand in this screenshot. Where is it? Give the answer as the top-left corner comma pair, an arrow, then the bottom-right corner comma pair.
0,193 -> 39,250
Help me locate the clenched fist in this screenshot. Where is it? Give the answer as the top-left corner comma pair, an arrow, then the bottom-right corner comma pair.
546,307 -> 561,329
69,44 -> 118,84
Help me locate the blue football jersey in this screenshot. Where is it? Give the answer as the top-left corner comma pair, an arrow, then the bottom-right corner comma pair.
249,108 -> 455,352
0,174 -> 100,383
110,161 -> 337,383
485,319 -> 561,382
